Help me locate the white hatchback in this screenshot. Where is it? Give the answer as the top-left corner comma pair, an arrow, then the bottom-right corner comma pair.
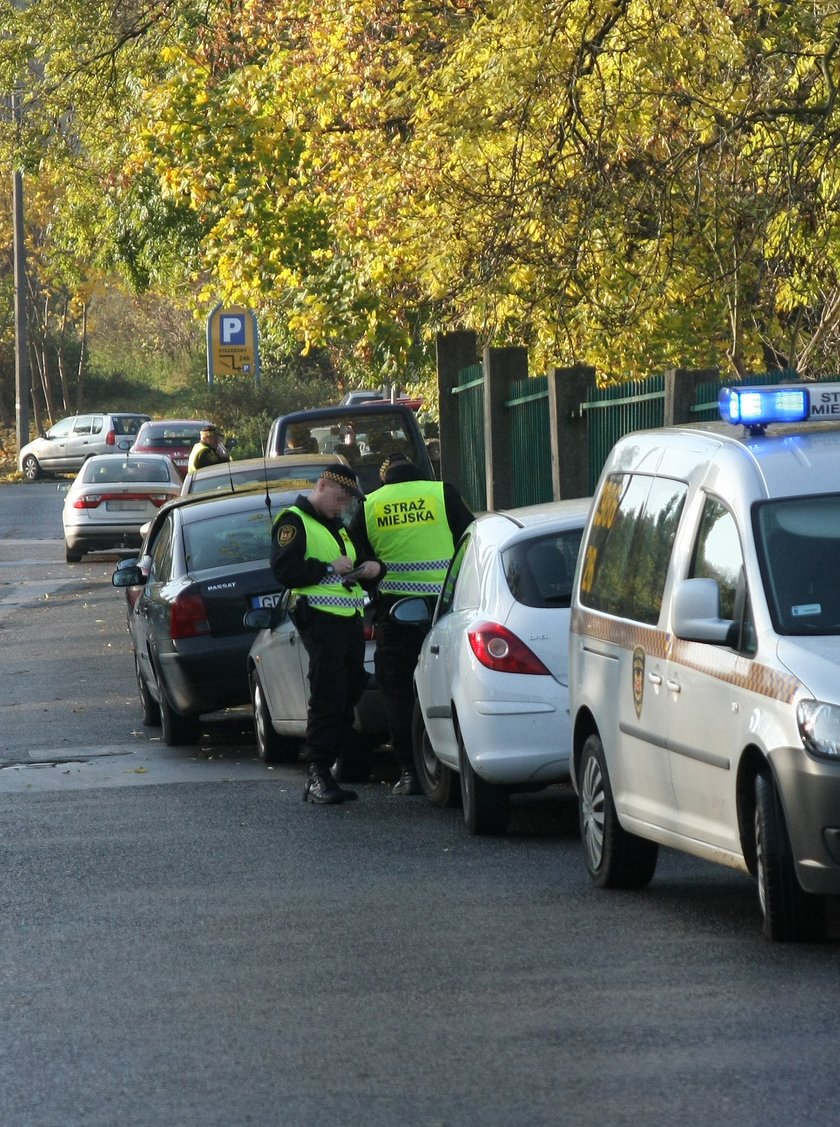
397,498 -> 590,834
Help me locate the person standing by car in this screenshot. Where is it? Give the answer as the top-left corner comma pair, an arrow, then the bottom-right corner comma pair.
349,454 -> 474,795
270,464 -> 384,805
188,425 -> 230,474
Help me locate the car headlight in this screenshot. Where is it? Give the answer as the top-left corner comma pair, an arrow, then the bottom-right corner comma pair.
798,700 -> 840,759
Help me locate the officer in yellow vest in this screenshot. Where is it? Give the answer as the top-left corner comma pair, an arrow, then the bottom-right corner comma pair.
270,463 -> 384,804
188,424 -> 230,475
348,454 -> 474,794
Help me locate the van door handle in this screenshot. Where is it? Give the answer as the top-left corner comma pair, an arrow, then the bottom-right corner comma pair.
666,679 -> 681,693
430,644 -> 440,654
648,672 -> 662,686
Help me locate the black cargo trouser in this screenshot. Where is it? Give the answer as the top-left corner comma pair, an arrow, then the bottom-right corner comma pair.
375,610 -> 425,768
297,608 -> 368,771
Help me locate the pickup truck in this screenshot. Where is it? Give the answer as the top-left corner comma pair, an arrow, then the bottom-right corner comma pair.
266,402 -> 438,495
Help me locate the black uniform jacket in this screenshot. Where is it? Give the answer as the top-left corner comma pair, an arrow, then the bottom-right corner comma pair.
270,494 -> 383,594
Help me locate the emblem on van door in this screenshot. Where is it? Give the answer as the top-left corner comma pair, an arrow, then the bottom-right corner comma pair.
632,646 -> 645,718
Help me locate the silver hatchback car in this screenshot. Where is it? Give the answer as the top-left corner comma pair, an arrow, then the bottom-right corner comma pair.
19,412 -> 151,480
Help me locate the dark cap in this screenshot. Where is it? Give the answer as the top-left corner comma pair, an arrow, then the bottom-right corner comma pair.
320,462 -> 364,499
381,452 -> 425,484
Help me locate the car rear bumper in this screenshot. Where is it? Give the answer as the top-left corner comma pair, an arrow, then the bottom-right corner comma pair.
64,525 -> 145,553
157,635 -> 253,714
454,701 -> 572,785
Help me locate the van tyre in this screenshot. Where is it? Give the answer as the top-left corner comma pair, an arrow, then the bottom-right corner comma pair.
251,670 -> 298,764
754,771 -> 826,942
458,730 -> 511,835
412,700 -> 460,807
579,733 -> 658,889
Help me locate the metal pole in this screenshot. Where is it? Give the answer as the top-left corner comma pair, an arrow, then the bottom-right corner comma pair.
12,88 -> 30,455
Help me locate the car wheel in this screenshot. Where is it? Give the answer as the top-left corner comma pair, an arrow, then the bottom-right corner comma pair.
158,681 -> 201,747
22,454 -> 41,481
251,670 -> 299,764
64,546 -> 83,563
458,728 -> 511,835
578,733 -> 658,889
411,699 -> 460,807
754,771 -> 826,942
136,655 -> 160,727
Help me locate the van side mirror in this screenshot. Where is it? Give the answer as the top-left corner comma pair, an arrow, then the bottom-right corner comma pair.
672,578 -> 733,644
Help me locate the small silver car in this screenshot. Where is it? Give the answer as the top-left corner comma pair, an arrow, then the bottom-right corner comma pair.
19,412 -> 150,480
62,454 -> 182,563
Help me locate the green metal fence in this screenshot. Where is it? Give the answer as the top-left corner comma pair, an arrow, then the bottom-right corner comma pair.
583,376 -> 665,493
507,375 -> 552,506
452,363 -> 486,512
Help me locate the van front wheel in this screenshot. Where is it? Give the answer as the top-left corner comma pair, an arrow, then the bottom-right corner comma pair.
754,771 -> 826,942
578,734 -> 658,889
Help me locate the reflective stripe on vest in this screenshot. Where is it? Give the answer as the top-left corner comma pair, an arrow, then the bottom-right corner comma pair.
364,480 -> 454,597
281,505 -> 364,616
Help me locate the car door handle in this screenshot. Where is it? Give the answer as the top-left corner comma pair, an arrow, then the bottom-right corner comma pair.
648,672 -> 662,686
430,644 -> 440,654
666,678 -> 681,693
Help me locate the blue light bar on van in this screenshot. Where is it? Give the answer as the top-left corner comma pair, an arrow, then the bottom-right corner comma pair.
718,385 -> 809,427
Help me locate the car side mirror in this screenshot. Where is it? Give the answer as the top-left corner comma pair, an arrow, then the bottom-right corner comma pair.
227,437 -> 237,450
390,596 -> 433,629
672,578 -> 733,644
112,564 -> 144,587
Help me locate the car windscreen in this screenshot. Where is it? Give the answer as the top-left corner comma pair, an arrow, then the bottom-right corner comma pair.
754,494 -> 840,634
502,527 -> 583,608
183,507 -> 275,571
81,458 -> 174,484
141,425 -> 202,445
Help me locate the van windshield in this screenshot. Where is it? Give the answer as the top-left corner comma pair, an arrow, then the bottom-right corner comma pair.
755,494 -> 840,634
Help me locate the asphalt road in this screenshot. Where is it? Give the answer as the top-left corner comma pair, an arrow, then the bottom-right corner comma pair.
2,482 -> 840,1127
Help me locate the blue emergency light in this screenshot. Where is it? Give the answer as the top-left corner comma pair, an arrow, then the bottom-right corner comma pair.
719,385 -> 810,430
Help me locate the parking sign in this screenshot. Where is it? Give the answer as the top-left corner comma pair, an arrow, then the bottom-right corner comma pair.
206,305 -> 260,384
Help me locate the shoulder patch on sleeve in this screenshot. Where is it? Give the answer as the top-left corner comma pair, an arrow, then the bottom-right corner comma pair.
277,524 -> 297,547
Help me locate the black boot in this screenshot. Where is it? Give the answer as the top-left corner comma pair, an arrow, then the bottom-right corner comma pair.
392,766 -> 421,796
303,763 -> 346,805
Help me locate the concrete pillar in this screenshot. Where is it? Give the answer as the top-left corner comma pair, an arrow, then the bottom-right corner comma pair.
435,330 -> 478,491
483,345 -> 527,510
547,365 -> 594,499
664,367 -> 720,425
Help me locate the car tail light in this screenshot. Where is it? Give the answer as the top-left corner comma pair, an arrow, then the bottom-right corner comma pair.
105,430 -> 116,446
73,493 -> 104,509
467,622 -> 551,675
170,591 -> 211,639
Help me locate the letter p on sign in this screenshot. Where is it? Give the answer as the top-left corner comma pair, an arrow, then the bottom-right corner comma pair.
221,315 -> 246,345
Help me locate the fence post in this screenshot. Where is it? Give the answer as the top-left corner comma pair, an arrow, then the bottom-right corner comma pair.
484,345 -> 527,510
547,365 -> 595,499
664,367 -> 720,425
436,330 -> 478,491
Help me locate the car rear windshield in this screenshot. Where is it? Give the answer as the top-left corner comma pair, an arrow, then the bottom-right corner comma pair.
82,458 -> 174,484
288,411 -> 420,465
755,494 -> 840,634
184,508 -> 274,571
190,464 -> 325,495
113,416 -> 148,435
141,425 -> 202,445
502,527 -> 583,608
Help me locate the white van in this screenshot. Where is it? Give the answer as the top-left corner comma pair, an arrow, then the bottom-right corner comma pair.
569,384 -> 840,942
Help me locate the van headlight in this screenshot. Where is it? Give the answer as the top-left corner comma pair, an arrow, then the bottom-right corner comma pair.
798,700 -> 840,759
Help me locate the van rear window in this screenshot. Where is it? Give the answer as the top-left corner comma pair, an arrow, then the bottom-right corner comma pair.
580,473 -> 687,624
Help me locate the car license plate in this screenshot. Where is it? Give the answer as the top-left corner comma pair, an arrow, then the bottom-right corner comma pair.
106,500 -> 145,511
250,592 -> 284,609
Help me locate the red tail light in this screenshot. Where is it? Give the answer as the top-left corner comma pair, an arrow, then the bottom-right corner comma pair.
467,622 -> 550,675
170,591 -> 211,639
105,430 -> 116,446
73,493 -> 104,509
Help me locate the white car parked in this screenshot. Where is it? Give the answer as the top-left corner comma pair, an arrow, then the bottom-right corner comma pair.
395,498 -> 590,834
62,453 -> 182,563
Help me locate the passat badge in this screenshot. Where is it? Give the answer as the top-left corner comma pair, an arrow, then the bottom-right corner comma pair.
632,646 -> 645,718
